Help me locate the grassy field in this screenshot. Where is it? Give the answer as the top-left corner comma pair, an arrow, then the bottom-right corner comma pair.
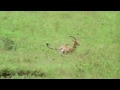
0,11 -> 120,79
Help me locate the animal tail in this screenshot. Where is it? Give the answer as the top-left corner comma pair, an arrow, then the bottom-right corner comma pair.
46,43 -> 57,50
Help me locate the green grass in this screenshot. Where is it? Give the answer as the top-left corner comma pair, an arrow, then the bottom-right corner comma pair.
0,11 -> 120,79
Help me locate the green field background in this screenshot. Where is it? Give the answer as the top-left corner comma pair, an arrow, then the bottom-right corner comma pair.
0,11 -> 119,79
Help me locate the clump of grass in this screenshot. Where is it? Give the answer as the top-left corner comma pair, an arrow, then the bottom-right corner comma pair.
0,68 -> 14,78
0,68 -> 46,79
1,37 -> 16,51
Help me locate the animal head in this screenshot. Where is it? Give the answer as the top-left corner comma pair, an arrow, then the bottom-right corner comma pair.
69,36 -> 80,46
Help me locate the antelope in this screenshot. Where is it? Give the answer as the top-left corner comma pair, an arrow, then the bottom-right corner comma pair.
46,36 -> 80,54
